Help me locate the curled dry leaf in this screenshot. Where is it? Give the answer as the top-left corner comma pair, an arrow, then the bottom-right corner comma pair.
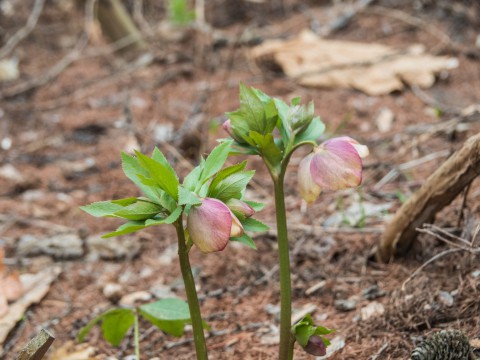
0,267 -> 61,350
251,30 -> 458,96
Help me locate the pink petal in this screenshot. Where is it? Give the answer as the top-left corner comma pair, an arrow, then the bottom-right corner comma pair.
298,153 -> 322,203
187,198 -> 232,253
310,138 -> 362,191
333,136 -> 369,158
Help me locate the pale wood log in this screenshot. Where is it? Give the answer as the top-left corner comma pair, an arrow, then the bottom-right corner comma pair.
376,132 -> 480,262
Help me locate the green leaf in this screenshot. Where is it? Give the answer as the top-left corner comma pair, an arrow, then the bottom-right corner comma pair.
80,201 -> 124,218
291,97 -> 301,106
230,233 -> 256,250
294,117 -> 325,145
121,152 -> 160,202
249,131 -> 283,166
152,147 -> 177,177
168,0 -> 195,26
111,197 -> 138,206
242,217 -> 270,232
178,186 -> 201,206
102,221 -> 146,238
238,83 -> 267,134
200,140 -> 233,182
114,200 -> 164,221
145,206 -> 182,226
134,150 -> 179,200
292,314 -> 334,347
183,164 -> 203,191
244,200 -> 266,212
274,97 -> 291,135
251,87 -> 272,104
229,143 -> 258,155
101,309 -> 135,347
264,98 -> 279,134
209,161 -> 247,194
158,191 -> 177,213
78,314 -> 103,343
227,84 -> 276,142
78,308 -> 135,346
139,298 -> 191,337
208,170 -> 255,202
314,325 -> 335,336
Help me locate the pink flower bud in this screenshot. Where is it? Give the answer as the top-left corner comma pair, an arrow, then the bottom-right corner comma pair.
226,199 -> 255,218
222,119 -> 247,144
298,137 -> 367,203
187,198 -> 244,253
303,336 -> 327,356
222,119 -> 233,136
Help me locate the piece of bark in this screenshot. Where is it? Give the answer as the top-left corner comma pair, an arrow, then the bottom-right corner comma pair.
376,132 -> 480,262
15,329 -> 54,360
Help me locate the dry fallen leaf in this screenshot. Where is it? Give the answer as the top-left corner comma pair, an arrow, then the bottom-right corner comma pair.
48,341 -> 100,360
251,30 -> 458,95
0,267 -> 61,351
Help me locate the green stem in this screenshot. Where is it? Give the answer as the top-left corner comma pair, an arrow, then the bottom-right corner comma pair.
134,312 -> 140,360
174,220 -> 208,360
273,174 -> 294,360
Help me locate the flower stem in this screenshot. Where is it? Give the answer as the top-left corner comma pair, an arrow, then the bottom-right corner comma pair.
134,312 -> 140,360
174,220 -> 208,360
273,175 -> 294,360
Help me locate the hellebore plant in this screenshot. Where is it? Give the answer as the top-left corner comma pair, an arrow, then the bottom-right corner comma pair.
80,140 -> 267,359
224,84 -> 368,359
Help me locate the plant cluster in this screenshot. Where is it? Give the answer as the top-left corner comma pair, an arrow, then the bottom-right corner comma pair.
80,84 -> 367,359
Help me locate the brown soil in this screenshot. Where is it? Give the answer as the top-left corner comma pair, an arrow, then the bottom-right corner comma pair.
1,1 -> 480,359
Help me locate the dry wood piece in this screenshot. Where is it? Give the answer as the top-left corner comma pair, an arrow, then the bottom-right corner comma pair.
377,132 -> 480,262
96,0 -> 146,51
15,329 -> 54,360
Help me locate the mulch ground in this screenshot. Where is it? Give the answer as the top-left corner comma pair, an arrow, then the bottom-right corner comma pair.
1,1 -> 479,359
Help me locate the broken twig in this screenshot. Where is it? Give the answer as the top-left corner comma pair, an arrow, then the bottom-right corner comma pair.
15,329 -> 54,360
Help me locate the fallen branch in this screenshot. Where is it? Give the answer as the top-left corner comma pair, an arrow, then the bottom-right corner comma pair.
0,0 -> 46,60
376,132 -> 480,262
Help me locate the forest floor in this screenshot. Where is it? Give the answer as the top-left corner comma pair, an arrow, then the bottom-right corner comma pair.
1,0 -> 480,359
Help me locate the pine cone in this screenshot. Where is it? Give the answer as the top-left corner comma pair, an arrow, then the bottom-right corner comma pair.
411,330 -> 472,360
